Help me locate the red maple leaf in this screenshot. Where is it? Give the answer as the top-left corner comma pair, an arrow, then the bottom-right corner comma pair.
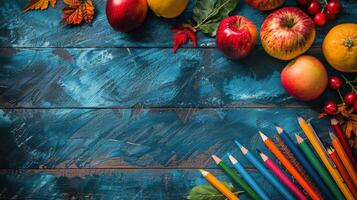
171,24 -> 197,53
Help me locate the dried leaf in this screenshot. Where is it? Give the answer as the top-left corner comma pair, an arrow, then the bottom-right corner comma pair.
171,24 -> 197,53
62,0 -> 95,25
22,0 -> 56,12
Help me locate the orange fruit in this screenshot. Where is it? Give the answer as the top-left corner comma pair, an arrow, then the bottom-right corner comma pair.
322,23 -> 357,72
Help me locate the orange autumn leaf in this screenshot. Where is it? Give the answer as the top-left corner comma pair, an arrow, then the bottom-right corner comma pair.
22,0 -> 56,12
62,0 -> 95,25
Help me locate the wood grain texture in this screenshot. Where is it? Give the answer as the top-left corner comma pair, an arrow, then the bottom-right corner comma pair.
0,47 -> 348,108
0,168 -> 286,199
0,108 -> 331,169
0,0 -> 356,48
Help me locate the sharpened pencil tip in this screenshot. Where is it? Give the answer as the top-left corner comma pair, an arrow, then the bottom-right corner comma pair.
259,131 -> 268,141
259,152 -> 268,161
295,134 -> 304,144
329,131 -> 337,140
275,126 -> 283,134
331,118 -> 338,125
228,154 -> 238,164
211,155 -> 221,164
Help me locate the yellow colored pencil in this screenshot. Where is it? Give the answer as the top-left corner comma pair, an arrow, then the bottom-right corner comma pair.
330,131 -> 357,186
200,169 -> 240,200
297,117 -> 354,200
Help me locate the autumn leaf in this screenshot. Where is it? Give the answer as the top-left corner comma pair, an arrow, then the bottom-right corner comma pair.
22,0 -> 56,12
171,24 -> 197,53
62,0 -> 95,25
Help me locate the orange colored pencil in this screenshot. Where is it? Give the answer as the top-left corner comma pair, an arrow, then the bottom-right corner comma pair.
328,147 -> 357,198
259,131 -> 320,200
200,169 -> 240,200
330,131 -> 357,186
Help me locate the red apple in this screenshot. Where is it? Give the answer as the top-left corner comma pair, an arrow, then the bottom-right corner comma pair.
245,0 -> 285,10
106,0 -> 148,32
216,16 -> 257,59
281,55 -> 328,101
261,7 -> 316,60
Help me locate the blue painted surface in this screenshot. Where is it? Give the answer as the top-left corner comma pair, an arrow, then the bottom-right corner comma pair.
0,47 -> 351,107
0,0 -> 356,199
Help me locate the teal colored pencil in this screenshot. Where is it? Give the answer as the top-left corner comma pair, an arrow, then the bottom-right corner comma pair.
227,153 -> 270,200
235,140 -> 294,200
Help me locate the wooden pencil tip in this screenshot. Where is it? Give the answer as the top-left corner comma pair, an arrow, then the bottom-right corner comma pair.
235,140 -> 248,154
199,169 -> 205,173
228,154 -> 238,164
329,131 -> 336,140
295,134 -> 304,144
331,118 -> 338,125
260,152 -> 268,161
275,126 -> 283,134
259,131 -> 268,141
211,155 -> 221,164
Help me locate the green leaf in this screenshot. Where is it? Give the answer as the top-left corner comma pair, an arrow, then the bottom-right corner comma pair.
192,0 -> 239,37
187,181 -> 242,200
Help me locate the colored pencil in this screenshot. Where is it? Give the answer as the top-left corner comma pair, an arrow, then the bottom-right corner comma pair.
259,131 -> 320,200
328,147 -> 357,197
259,152 -> 307,200
331,118 -> 357,169
228,154 -> 270,200
212,155 -> 260,200
296,134 -> 345,200
330,131 -> 357,186
235,141 -> 294,200
276,126 -> 334,200
298,116 -> 354,200
200,169 -> 240,200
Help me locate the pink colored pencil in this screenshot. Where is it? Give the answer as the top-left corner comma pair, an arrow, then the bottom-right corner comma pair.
260,152 -> 307,200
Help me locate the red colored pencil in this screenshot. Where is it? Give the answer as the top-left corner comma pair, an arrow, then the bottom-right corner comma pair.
260,152 -> 307,200
328,147 -> 357,198
331,118 -> 357,169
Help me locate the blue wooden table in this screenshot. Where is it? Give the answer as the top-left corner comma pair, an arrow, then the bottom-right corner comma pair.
0,0 -> 356,199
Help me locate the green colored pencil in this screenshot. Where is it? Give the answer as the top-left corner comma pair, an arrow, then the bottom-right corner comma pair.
212,155 -> 261,200
295,134 -> 344,200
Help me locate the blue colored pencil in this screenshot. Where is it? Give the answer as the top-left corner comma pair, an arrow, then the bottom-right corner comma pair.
276,126 -> 335,200
235,140 -> 294,200
228,153 -> 270,200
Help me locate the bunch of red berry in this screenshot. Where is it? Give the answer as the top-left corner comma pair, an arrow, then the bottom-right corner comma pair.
323,76 -> 357,115
296,0 -> 342,26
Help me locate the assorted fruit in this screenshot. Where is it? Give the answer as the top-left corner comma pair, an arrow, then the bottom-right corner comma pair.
104,0 -> 356,107
297,0 -> 342,26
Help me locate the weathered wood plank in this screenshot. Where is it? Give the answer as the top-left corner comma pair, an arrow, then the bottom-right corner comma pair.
0,108 -> 332,169
0,168 -> 285,199
0,0 -> 355,47
0,47 -> 347,108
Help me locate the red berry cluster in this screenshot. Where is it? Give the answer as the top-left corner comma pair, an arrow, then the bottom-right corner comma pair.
324,76 -> 357,115
296,0 -> 342,26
